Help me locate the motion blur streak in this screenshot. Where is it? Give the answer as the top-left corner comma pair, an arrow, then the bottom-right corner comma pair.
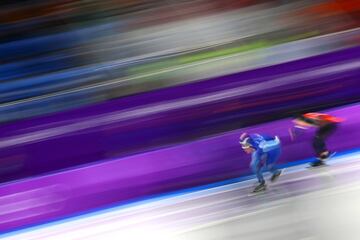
2,152 -> 360,240
1,26 -> 358,111
0,0 -> 359,122
0,60 -> 359,149
0,185 -> 66,225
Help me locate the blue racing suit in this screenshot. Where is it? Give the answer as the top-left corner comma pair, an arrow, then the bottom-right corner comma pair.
248,134 -> 281,183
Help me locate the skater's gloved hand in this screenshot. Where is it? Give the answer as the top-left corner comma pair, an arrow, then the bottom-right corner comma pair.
289,127 -> 296,141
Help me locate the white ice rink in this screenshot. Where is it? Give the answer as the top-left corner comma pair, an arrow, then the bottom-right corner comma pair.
2,150 -> 360,240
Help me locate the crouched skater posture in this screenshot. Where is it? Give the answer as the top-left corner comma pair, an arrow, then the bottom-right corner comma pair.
291,112 -> 342,167
239,133 -> 282,193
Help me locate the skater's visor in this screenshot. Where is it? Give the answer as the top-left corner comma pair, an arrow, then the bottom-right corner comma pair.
240,137 -> 252,149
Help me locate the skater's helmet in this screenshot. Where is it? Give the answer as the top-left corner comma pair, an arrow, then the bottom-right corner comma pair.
239,133 -> 255,149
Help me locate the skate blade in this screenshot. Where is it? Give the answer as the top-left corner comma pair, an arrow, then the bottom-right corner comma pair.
316,152 -> 337,162
328,152 -> 337,159
306,164 -> 328,169
247,190 -> 266,197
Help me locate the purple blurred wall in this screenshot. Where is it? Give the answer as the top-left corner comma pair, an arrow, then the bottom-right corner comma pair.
0,103 -> 359,233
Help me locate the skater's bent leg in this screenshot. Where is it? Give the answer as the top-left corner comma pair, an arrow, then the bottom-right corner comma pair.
313,135 -> 326,157
314,123 -> 337,158
268,164 -> 280,175
266,147 -> 282,182
250,156 -> 265,183
266,147 -> 281,174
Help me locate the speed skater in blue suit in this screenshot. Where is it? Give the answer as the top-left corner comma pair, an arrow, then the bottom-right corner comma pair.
239,133 -> 282,193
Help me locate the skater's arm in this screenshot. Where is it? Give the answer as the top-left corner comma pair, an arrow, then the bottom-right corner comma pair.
290,118 -> 314,141
289,127 -> 295,141
259,137 -> 280,152
293,119 -> 313,128
289,125 -> 307,141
